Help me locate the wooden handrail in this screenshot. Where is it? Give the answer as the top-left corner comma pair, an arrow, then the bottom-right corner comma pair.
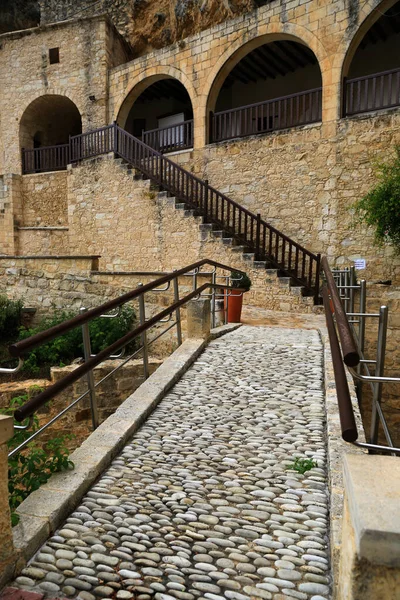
21,123 -> 321,298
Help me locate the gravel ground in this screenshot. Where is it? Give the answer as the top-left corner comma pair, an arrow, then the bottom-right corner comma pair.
12,326 -> 331,600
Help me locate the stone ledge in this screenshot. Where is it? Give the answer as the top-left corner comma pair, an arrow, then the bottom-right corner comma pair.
210,322 -> 242,339
320,325 -> 366,596
0,255 -> 100,260
343,454 -> 400,568
16,227 -> 69,231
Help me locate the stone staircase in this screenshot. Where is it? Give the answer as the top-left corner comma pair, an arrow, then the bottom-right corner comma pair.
115,159 -> 315,313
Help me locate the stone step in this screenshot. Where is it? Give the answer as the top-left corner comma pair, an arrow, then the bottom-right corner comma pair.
211,230 -> 224,239
230,245 -> 247,253
278,276 -> 294,287
116,159 -> 319,306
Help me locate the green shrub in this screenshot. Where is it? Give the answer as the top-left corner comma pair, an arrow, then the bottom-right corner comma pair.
1,391 -> 74,526
354,147 -> 400,251
0,295 -> 23,341
18,305 -> 136,376
230,271 -> 252,291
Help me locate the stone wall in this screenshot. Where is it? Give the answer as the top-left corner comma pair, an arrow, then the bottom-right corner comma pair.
176,111 -> 400,285
0,358 -> 162,452
0,16 -> 127,174
20,171 -> 68,226
15,228 -> 69,255
67,154 -> 315,312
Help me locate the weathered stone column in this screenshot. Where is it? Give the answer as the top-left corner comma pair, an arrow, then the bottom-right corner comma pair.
186,299 -> 211,340
337,454 -> 400,600
0,415 -> 16,587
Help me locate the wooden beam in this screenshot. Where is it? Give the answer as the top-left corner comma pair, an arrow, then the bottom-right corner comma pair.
257,45 -> 287,77
250,49 -> 277,79
272,41 -> 307,69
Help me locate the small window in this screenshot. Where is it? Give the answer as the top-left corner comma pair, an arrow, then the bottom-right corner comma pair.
49,48 -> 60,64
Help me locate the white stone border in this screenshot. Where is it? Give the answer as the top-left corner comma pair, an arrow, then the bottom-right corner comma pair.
12,324 -> 242,573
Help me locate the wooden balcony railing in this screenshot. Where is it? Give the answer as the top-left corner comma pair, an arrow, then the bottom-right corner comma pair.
344,67 -> 400,116
21,144 -> 70,174
142,120 -> 193,153
211,88 -> 322,143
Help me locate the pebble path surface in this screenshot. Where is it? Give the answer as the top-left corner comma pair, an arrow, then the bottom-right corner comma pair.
12,326 -> 331,600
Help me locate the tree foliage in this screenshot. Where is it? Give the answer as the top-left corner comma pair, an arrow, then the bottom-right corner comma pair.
354,147 -> 400,251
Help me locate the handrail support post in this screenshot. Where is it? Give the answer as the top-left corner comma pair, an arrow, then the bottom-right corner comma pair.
80,307 -> 99,430
138,284 -> 150,380
173,271 -> 183,347
370,305 -> 388,445
255,213 -> 261,261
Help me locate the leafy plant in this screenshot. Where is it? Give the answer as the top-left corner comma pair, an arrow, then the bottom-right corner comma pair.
17,305 -> 136,376
230,270 -> 252,291
1,391 -> 74,526
353,147 -> 400,251
0,295 -> 23,341
287,457 -> 318,474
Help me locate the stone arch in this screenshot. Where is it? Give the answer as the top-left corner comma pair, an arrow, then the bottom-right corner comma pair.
19,93 -> 82,150
198,24 -> 329,146
336,0 -> 400,117
339,0 -> 400,78
114,65 -> 197,128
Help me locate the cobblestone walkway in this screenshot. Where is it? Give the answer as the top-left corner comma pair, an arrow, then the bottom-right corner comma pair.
12,326 -> 331,600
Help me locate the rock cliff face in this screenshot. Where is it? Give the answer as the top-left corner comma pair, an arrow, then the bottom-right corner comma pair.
1,0 -> 268,56
125,0 -> 258,56
0,0 -> 40,34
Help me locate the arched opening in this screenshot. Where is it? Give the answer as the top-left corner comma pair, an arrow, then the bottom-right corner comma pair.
343,1 -> 400,116
118,77 -> 194,153
208,39 -> 322,143
20,95 -> 82,173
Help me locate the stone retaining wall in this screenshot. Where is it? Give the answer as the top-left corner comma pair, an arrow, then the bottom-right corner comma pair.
20,171 -> 68,227
0,358 -> 162,452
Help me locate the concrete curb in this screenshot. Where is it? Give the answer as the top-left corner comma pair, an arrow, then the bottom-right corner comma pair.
12,324 -> 241,573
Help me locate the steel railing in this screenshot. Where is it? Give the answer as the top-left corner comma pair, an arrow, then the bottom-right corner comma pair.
20,122 -> 321,299
211,88 -> 322,143
321,256 -> 400,455
142,120 -> 193,153
344,67 -> 400,116
2,260 -> 247,457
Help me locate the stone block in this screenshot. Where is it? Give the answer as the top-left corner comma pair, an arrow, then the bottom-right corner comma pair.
343,454 -> 400,567
186,299 -> 211,340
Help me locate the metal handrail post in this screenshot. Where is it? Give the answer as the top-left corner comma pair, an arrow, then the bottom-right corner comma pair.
349,266 -> 356,314
138,284 -> 150,379
211,270 -> 216,329
80,308 -> 99,430
357,279 -> 367,404
358,280 -> 367,355
370,305 -> 388,444
173,272 -> 183,346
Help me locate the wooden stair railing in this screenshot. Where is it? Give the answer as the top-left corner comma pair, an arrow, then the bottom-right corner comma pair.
40,123 -> 321,300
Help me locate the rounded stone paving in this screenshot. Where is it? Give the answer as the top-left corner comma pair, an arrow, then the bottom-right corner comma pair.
11,326 -> 331,600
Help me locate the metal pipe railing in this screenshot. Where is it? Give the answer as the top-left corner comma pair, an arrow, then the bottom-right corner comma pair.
322,257 -> 400,455
321,257 -> 360,367
6,260 -> 245,429
322,287 -> 358,442
9,259 -> 243,359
